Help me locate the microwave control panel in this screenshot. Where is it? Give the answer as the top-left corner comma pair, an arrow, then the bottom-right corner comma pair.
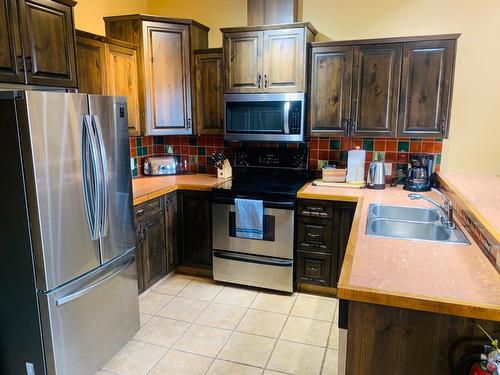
289,102 -> 302,135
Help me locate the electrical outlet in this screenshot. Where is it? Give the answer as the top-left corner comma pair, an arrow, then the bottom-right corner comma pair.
384,163 -> 392,176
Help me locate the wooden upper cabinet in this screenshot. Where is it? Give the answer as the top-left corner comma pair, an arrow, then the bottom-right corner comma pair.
222,23 -> 316,93
76,30 -> 142,136
194,49 -> 223,135
76,32 -> 107,95
224,31 -> 262,93
308,34 -> 458,138
17,0 -> 77,87
105,43 -> 141,136
351,44 -> 401,137
144,22 -> 192,135
0,0 -> 24,83
309,46 -> 353,135
263,28 -> 304,92
105,15 -> 209,136
398,39 -> 456,138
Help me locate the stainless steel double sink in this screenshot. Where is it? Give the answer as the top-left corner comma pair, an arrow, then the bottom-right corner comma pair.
366,204 -> 470,244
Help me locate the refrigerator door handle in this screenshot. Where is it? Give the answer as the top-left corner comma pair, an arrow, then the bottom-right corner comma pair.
91,115 -> 109,238
55,256 -> 134,306
82,115 -> 101,241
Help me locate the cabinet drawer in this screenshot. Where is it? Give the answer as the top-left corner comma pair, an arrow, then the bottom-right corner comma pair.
296,251 -> 331,286
297,217 -> 334,252
134,197 -> 164,221
297,200 -> 334,219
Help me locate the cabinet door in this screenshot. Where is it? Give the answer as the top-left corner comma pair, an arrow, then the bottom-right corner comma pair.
262,28 -> 304,92
309,46 -> 353,135
224,31 -> 262,92
398,40 -> 456,138
195,50 -> 223,135
142,213 -> 167,290
135,222 -> 145,294
18,0 -> 77,87
105,43 -> 141,136
0,0 -> 24,83
76,35 -> 106,94
144,22 -> 192,135
180,191 -> 212,267
351,44 -> 401,137
297,251 -> 332,286
165,192 -> 178,273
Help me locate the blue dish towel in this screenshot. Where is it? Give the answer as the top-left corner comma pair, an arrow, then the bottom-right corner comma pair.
235,198 -> 264,240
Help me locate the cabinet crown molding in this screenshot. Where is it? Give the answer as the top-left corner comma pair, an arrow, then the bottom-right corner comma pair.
311,33 -> 461,47
103,14 -> 210,32
221,21 -> 317,35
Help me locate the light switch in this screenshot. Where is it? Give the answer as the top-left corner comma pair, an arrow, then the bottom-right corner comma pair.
130,158 -> 135,171
384,163 -> 392,176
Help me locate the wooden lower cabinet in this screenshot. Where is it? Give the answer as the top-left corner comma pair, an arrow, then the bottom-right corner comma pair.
134,193 -> 177,294
178,191 -> 212,267
295,199 -> 356,288
165,192 -> 178,273
346,301 -> 500,374
296,251 -> 331,286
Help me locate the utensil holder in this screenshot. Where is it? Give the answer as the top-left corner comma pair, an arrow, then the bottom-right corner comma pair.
217,159 -> 232,179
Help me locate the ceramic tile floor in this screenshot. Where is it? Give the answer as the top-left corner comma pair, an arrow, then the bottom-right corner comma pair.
98,273 -> 340,375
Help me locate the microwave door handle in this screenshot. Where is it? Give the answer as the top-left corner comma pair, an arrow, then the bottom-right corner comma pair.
284,101 -> 290,134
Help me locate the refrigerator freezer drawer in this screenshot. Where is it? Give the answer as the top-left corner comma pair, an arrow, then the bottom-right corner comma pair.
213,251 -> 293,293
39,254 -> 139,375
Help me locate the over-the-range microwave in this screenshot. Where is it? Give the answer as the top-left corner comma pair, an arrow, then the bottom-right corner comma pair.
224,93 -> 305,142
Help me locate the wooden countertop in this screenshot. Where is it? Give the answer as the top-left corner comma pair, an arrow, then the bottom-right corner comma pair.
438,172 -> 500,242
297,183 -> 500,321
132,174 -> 226,205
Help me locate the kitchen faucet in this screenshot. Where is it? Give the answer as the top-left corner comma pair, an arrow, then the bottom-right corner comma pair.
408,188 -> 455,230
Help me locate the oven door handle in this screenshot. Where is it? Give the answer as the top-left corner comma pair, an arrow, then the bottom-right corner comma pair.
213,251 -> 293,267
212,196 -> 295,209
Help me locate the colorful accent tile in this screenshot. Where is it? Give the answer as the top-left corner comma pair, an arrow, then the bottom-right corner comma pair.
330,139 -> 341,150
362,139 -> 374,151
397,140 -> 409,152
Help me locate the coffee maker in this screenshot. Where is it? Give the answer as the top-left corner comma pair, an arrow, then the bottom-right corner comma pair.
403,153 -> 435,192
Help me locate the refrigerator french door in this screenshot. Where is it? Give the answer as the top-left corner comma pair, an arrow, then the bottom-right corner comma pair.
0,91 -> 139,375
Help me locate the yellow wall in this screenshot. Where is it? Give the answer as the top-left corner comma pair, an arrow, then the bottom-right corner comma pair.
145,0 -> 500,174
147,0 -> 247,47
74,0 -> 148,35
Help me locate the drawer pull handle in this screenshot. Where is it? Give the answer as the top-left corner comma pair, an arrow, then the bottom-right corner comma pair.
307,233 -> 320,238
135,209 -> 145,217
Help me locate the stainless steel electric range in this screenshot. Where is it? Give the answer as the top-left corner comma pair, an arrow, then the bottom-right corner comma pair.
212,147 -> 309,292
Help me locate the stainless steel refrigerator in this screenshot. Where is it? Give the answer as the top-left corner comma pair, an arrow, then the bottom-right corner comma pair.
0,91 -> 139,375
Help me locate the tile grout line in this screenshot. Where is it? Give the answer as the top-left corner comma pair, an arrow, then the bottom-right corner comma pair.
143,275 -> 197,375
262,293 -> 299,372
202,288 -> 259,374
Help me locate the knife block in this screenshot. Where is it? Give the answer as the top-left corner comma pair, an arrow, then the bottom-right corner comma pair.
217,159 -> 232,179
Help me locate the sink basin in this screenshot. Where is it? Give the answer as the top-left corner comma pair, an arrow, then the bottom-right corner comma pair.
369,219 -> 450,241
366,204 -> 470,245
370,204 -> 439,222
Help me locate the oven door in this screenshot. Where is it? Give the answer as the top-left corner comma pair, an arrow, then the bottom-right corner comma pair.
212,199 -> 294,259
224,93 -> 304,142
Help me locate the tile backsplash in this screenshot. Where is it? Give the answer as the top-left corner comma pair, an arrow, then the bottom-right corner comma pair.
130,135 -> 443,178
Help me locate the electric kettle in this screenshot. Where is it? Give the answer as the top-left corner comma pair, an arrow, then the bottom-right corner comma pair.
367,161 -> 386,189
